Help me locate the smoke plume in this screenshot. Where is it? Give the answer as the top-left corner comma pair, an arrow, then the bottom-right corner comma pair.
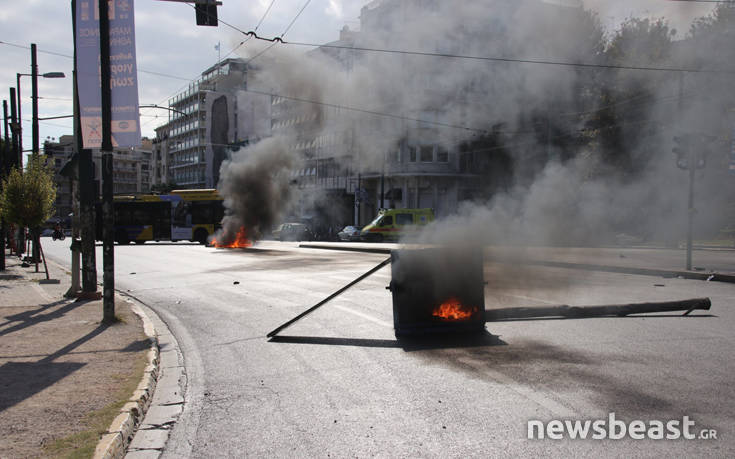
218,0 -> 734,251
216,136 -> 299,243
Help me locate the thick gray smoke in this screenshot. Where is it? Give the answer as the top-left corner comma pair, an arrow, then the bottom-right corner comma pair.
219,0 -> 733,251
216,136 -> 299,243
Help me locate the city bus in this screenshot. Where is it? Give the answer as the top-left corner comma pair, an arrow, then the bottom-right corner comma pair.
96,189 -> 225,245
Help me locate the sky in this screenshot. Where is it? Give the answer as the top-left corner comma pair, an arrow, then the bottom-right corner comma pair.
0,0 -> 717,153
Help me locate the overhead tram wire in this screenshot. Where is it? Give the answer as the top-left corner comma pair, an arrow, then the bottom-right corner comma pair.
6,12 -> 726,139
665,1 -> 734,3
254,0 -> 279,32
183,0 -> 314,64
245,0 -> 314,64
143,0 -> 288,127
3,41 -> 699,138
0,40 -> 192,82
280,0 -> 313,38
274,39 -> 735,75
158,10 -> 735,75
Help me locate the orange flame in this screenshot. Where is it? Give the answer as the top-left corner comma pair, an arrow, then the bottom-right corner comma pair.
211,227 -> 252,248
432,297 -> 478,321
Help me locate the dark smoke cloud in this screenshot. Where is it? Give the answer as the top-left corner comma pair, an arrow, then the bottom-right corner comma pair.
215,136 -> 299,243
218,0 -> 733,254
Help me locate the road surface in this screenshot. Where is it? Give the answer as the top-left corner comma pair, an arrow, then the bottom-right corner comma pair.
42,240 -> 735,457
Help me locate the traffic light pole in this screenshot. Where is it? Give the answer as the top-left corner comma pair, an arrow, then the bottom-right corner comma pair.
99,0 -> 115,323
686,158 -> 695,271
72,0 -> 98,296
1,99 -> 8,271
678,73 -> 695,271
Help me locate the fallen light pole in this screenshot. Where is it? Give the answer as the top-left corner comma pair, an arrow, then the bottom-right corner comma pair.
485,298 -> 711,321
266,249 -> 713,339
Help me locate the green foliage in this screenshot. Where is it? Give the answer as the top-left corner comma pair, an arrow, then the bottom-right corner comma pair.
606,18 -> 675,65
0,155 -> 57,227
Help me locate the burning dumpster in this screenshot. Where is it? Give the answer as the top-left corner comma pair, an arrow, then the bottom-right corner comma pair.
266,248 -> 712,340
388,248 -> 486,337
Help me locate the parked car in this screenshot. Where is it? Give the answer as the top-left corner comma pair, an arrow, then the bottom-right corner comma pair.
337,226 -> 362,242
272,223 -> 312,241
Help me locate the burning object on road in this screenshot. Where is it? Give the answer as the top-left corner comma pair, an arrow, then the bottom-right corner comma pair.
388,248 -> 486,337
210,226 -> 252,248
266,248 -> 712,340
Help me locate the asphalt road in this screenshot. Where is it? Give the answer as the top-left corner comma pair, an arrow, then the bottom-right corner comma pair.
42,239 -> 735,457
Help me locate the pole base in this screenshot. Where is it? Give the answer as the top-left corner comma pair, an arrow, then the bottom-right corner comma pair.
76,290 -> 102,300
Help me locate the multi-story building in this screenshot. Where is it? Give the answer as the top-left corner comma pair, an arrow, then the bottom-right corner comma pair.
93,137 -> 152,195
151,126 -> 170,188
43,135 -> 76,225
153,58 -> 271,189
45,136 -> 153,225
275,1 -> 494,229
278,0 -> 582,231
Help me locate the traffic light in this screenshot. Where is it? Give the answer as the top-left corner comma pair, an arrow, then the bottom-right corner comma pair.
195,0 -> 219,26
673,135 -> 690,170
673,133 -> 716,170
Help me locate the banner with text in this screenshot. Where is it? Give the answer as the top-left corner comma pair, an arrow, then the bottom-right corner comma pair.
75,0 -> 141,148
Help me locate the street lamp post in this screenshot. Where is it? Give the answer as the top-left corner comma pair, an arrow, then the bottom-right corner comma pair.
15,44 -> 66,271
16,43 -> 65,162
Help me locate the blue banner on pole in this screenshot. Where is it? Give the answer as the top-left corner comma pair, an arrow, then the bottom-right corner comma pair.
75,0 -> 141,148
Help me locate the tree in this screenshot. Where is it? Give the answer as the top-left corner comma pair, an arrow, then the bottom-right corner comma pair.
1,157 -> 57,268
0,156 -> 56,228
584,18 -> 676,176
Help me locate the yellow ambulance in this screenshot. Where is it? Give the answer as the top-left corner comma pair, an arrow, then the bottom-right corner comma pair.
360,208 -> 434,242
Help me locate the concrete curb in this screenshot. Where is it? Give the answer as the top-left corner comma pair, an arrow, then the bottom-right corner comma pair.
299,243 -> 735,283
92,296 -> 160,459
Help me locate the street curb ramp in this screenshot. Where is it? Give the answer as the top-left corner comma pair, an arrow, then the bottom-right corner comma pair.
92,296 -> 160,459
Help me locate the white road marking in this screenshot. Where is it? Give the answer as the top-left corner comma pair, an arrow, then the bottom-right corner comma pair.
500,293 -> 558,305
333,304 -> 393,328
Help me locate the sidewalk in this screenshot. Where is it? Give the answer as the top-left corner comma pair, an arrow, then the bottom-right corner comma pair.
0,251 -> 150,458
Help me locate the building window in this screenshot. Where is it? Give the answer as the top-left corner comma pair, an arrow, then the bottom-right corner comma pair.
408,146 -> 417,162
420,145 -> 433,162
436,147 -> 448,162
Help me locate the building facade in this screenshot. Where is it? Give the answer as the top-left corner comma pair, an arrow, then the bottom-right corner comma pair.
43,135 -> 76,225
153,58 -> 271,189
44,136 -> 153,226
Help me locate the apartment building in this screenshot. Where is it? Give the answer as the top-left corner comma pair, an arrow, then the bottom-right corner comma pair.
44,136 -> 153,226
152,58 -> 271,189
43,136 -> 75,225
277,0 -> 585,230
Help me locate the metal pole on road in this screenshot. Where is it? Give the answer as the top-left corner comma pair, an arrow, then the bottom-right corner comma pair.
99,0 -> 115,323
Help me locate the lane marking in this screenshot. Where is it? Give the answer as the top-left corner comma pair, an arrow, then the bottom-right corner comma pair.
333,304 -> 393,328
497,293 -> 558,305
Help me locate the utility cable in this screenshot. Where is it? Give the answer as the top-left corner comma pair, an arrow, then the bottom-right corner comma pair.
280,0 -> 313,38
254,0 -> 279,32
247,0 -> 313,64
